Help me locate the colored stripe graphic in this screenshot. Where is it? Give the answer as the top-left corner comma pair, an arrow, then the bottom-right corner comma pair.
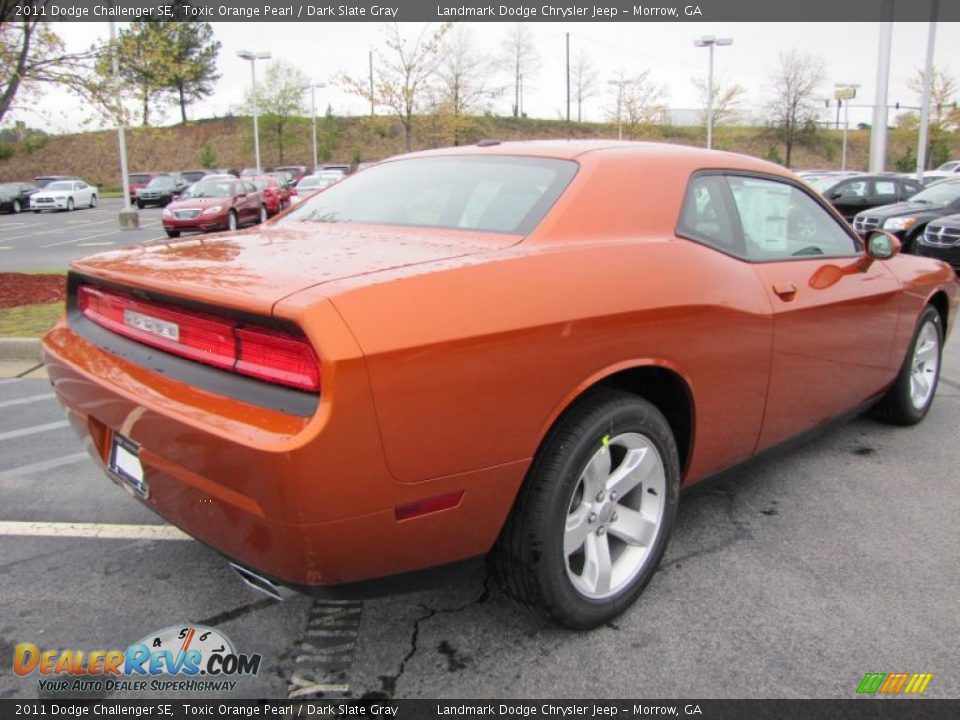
857,673 -> 885,694
857,672 -> 932,694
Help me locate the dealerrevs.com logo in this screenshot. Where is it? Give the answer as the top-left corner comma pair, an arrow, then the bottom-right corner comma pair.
13,625 -> 261,693
856,672 -> 933,695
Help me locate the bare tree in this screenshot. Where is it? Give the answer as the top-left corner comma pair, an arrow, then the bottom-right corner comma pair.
499,24 -> 540,118
764,49 -> 826,167
606,69 -> 668,134
433,27 -> 500,144
0,1 -> 104,125
343,23 -> 450,152
691,74 -> 746,127
571,49 -> 599,123
907,67 -> 958,131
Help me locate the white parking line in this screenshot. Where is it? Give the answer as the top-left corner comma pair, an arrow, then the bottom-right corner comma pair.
0,521 -> 191,541
0,393 -> 54,408
0,452 -> 88,480
77,242 -> 116,247
6,217 -> 114,243
0,420 -> 70,442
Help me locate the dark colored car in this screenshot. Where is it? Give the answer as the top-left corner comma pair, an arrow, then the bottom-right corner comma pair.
136,175 -> 187,208
0,181 -> 38,214
853,179 -> 960,252
274,165 -> 307,183
161,179 -> 266,237
34,175 -> 79,188
127,172 -> 163,199
916,213 -> 960,271
178,169 -> 235,184
811,174 -> 922,221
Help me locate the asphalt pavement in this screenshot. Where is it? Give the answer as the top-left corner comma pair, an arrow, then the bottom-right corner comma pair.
0,332 -> 958,700
0,199 -> 165,272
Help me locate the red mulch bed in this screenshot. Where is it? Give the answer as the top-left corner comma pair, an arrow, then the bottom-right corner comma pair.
0,273 -> 67,309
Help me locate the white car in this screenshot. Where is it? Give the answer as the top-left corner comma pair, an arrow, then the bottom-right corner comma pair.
290,174 -> 336,205
30,180 -> 98,212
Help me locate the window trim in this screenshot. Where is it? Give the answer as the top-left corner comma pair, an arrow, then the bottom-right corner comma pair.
676,169 -> 865,264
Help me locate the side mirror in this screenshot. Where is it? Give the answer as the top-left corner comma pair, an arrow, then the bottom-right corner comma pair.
866,230 -> 901,260
828,191 -> 842,200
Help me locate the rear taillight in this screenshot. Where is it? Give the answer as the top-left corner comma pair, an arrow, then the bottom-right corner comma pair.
77,285 -> 320,392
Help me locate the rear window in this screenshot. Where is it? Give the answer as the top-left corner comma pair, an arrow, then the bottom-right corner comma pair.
281,156 -> 578,235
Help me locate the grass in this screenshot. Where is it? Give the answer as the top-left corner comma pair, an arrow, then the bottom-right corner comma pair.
0,302 -> 64,337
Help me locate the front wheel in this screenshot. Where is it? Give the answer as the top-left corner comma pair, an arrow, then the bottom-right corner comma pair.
165,229 -> 180,238
494,389 -> 679,629
12,199 -> 21,214
136,201 -> 144,209
66,198 -> 75,211
872,306 -> 943,425
227,210 -> 238,232
258,204 -> 267,224
89,194 -> 97,208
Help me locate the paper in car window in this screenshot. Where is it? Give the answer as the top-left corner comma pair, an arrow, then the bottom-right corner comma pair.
731,178 -> 790,253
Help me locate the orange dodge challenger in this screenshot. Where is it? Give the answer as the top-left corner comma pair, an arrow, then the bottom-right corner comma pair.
42,141 -> 958,628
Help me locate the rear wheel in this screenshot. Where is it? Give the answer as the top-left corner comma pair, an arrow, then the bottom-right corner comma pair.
494,389 -> 679,629
873,305 -> 942,425
227,210 -> 238,232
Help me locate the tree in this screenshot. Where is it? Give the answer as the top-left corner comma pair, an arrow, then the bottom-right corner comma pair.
764,50 -> 826,167
906,67 -> 958,132
0,1 -> 104,125
499,24 -> 540,118
571,49 -> 599,123
606,69 -> 668,135
154,7 -> 221,123
244,60 -> 308,165
433,27 -> 499,144
692,74 -> 746,127
343,23 -> 450,152
95,21 -> 170,126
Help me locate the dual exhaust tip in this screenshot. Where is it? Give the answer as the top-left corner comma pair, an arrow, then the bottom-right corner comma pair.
229,562 -> 293,602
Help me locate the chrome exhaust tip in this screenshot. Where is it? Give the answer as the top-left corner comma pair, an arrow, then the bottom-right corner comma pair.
229,562 -> 291,601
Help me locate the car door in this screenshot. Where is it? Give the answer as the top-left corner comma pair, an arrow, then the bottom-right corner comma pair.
725,174 -> 901,452
827,178 -> 871,220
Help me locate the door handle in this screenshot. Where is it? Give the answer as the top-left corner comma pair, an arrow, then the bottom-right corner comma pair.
773,283 -> 797,301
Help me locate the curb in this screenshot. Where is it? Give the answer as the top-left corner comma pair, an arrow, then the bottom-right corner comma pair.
0,338 -> 42,362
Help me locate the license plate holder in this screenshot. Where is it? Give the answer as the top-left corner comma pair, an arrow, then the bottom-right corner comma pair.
109,432 -> 148,498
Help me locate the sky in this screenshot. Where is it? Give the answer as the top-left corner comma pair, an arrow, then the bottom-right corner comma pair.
12,21 -> 960,133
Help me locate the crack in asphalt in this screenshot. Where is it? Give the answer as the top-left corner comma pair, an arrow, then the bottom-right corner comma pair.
376,570 -> 491,699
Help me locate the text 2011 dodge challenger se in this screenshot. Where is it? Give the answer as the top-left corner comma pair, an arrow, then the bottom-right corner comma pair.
42,141 -> 958,628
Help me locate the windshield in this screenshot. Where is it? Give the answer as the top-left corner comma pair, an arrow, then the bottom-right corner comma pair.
147,176 -> 175,188
0,183 -> 18,193
181,182 -> 234,199
181,172 -> 207,182
809,177 -> 840,192
297,177 -> 326,189
911,181 -> 960,205
282,156 -> 578,234
937,161 -> 959,172
46,181 -> 74,191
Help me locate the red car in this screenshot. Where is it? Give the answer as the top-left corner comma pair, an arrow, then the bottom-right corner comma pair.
250,175 -> 293,216
161,179 -> 266,237
127,172 -> 162,199
41,142 -> 958,629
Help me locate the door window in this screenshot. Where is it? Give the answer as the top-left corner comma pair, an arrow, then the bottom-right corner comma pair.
676,175 -> 742,257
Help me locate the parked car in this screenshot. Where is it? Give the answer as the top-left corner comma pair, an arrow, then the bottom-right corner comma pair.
240,167 -> 270,178
177,169 -> 234,184
30,179 -> 97,212
314,164 -> 350,178
197,174 -> 237,182
290,173 -> 336,204
915,213 -> 960,271
274,165 -> 307,183
934,161 -> 960,174
40,142 -> 958,629
135,174 -> 188,208
809,173 -> 923,221
34,175 -> 79,188
853,178 -> 960,251
127,172 -> 162,198
161,179 -> 266,237
0,181 -> 38,214
250,175 -> 293,216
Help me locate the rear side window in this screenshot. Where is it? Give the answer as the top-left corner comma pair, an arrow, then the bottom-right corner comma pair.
677,175 -> 741,257
281,156 -> 578,235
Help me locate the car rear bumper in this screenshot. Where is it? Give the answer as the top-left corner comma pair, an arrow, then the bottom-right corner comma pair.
40,315 -> 521,590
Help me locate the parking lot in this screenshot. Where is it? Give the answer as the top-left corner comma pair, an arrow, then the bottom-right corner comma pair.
1,328 -> 958,700
0,199 -> 166,272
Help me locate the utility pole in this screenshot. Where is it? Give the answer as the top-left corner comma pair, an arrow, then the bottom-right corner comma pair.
608,78 -> 631,141
308,83 -> 326,172
237,50 -> 271,174
834,84 -> 860,172
694,35 -> 733,151
869,0 -> 894,172
368,49 -> 375,116
566,32 -> 571,124
917,0 -> 939,182
109,17 -> 137,229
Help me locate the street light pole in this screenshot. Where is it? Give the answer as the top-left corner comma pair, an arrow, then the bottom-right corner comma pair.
608,79 -> 631,141
694,35 -> 733,151
109,17 -> 137,228
834,84 -> 860,172
308,83 -> 327,172
237,50 -> 271,174
917,0 -> 939,182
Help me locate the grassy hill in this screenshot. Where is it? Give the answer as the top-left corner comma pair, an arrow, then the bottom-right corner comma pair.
0,113 -> 949,188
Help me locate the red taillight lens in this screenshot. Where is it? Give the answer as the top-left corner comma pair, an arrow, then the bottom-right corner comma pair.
77,285 -> 320,392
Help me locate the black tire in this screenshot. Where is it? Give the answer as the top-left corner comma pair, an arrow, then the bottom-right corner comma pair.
165,230 -> 181,238
258,204 -> 267,224
872,305 -> 943,425
494,389 -> 680,629
227,210 -> 238,232
33,209 -> 41,214
136,201 -> 144,209
12,199 -> 21,214
89,194 -> 97,208
901,227 -> 925,254
66,198 -> 75,211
